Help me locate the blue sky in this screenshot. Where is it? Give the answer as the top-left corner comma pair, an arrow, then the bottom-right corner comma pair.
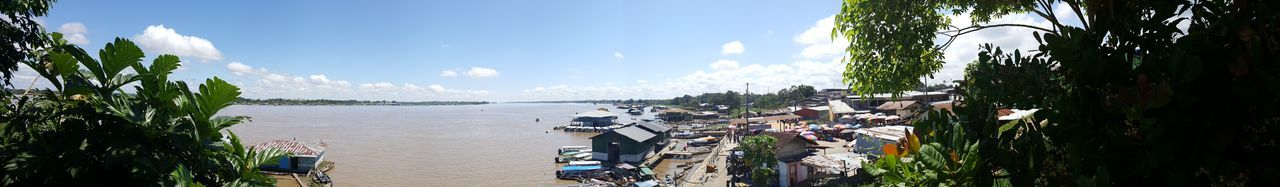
24,0 -> 1075,101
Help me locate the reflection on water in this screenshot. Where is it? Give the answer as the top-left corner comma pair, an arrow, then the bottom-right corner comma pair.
223,103 -> 655,186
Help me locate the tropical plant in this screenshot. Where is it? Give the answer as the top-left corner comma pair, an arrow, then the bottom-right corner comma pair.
740,135 -> 778,186
862,110 -> 984,187
838,0 -> 1280,186
0,0 -> 54,83
0,34 -> 287,186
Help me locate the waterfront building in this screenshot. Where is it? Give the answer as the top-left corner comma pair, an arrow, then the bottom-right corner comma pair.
253,140 -> 327,173
658,108 -> 692,121
573,110 -> 619,127
590,126 -> 659,163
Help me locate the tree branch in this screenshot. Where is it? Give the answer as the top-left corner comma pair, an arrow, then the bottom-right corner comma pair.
1064,0 -> 1091,30
937,23 -> 1056,50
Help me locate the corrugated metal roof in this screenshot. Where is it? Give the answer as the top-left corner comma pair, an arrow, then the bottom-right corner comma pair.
828,100 -> 856,114
877,100 -> 921,110
854,125 -> 914,141
636,121 -> 671,133
574,110 -> 618,118
253,140 -> 326,156
596,126 -> 655,142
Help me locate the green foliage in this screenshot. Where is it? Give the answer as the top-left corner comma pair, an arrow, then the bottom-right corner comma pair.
0,37 -> 287,186
0,0 -> 55,83
863,110 -> 984,187
741,135 -> 779,185
841,0 -> 1280,186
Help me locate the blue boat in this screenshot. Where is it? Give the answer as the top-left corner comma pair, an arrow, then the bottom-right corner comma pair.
556,165 -> 604,180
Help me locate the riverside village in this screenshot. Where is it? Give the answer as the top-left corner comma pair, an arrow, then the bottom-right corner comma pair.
543,86 -> 1027,187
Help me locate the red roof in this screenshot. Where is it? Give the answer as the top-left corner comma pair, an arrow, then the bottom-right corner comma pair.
253,140 -> 326,156
762,132 -> 818,148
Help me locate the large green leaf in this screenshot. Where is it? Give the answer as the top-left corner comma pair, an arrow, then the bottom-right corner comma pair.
194,77 -> 240,119
918,143 -> 949,170
149,54 -> 181,77
96,38 -> 144,83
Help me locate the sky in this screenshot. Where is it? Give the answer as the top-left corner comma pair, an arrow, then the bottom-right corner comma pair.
17,0 -> 1085,102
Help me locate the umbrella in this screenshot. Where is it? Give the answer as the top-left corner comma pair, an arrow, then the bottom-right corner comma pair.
803,135 -> 818,140
800,131 -> 815,135
839,129 -> 856,134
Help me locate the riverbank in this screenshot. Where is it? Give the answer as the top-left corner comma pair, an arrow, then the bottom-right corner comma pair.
224,103 -> 608,186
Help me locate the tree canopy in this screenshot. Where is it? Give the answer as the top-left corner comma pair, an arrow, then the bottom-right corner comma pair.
0,2 -> 287,185
0,35 -> 287,186
838,0 -> 1280,186
0,0 -> 55,84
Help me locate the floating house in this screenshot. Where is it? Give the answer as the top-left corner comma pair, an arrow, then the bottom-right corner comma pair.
254,140 -> 327,173
658,108 -> 692,121
573,110 -> 619,127
590,126 -> 659,163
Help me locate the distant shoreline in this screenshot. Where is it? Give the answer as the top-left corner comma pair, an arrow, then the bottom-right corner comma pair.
234,98 -> 490,106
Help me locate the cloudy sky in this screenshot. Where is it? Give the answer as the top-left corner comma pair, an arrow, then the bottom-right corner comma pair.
23,0 -> 1074,102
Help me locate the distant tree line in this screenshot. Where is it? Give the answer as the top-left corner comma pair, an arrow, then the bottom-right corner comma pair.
233,98 -> 489,106
666,85 -> 818,111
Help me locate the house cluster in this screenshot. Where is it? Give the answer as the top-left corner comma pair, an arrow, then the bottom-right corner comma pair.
766,89 -> 958,126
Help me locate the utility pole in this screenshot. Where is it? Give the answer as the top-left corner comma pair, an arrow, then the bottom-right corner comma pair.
744,82 -> 750,120
742,83 -> 750,143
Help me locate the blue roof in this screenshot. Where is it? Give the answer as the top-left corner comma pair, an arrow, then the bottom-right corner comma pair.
633,180 -> 659,187
561,165 -> 603,171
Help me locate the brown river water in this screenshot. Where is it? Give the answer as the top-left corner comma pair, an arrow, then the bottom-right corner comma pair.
222,103 -> 656,186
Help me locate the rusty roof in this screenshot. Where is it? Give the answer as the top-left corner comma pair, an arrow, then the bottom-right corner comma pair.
253,140 -> 326,157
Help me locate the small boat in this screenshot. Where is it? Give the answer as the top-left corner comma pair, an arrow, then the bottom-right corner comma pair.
567,160 -> 602,167
627,108 -> 643,115
312,170 -> 332,184
558,146 -> 590,154
556,164 -> 604,180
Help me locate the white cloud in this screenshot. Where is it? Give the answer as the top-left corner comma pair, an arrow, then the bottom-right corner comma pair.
767,30 -> 775,34
465,67 -> 499,78
429,84 -> 447,93
710,60 -> 740,71
309,74 -> 331,84
521,59 -> 844,101
614,52 -> 625,59
133,25 -> 223,62
930,12 -> 1053,82
721,41 -> 744,55
795,16 -> 850,59
440,70 -> 458,77
226,62 -> 256,75
58,22 -> 89,45
225,62 -> 486,101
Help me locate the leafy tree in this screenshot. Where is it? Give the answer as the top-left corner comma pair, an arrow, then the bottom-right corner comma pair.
741,135 -> 778,186
839,0 -> 1280,186
0,35 -> 287,185
0,0 -> 54,83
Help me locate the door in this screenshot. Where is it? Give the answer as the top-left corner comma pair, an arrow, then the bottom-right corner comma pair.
608,142 -> 620,163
